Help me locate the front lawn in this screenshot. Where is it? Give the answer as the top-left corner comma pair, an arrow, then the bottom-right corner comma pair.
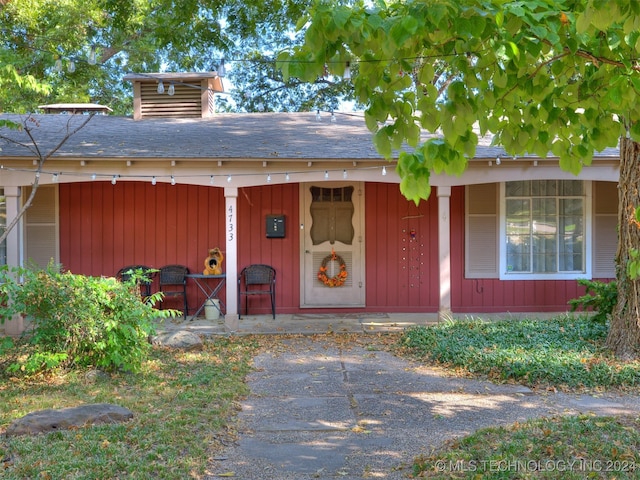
398,315 -> 640,478
0,338 -> 257,479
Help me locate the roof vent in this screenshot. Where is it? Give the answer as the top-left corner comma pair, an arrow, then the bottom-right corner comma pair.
38,103 -> 112,114
123,72 -> 224,120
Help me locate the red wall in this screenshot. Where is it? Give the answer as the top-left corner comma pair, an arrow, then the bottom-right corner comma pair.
365,183 -> 439,312
60,181 -> 226,312
236,184 -> 300,315
58,182 -> 583,315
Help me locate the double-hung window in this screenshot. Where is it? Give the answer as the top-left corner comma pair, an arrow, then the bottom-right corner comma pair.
500,180 -> 590,279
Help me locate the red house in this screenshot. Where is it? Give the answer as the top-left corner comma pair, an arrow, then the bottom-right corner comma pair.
0,73 -> 618,333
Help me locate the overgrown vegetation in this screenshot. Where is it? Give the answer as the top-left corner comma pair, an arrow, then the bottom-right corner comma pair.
413,414 -> 640,479
568,279 -> 618,324
399,315 -> 640,389
0,337 -> 257,479
0,264 -> 177,374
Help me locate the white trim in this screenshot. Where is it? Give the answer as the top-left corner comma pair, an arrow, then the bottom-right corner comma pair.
498,181 -> 592,280
224,187 -> 239,327
437,186 -> 452,317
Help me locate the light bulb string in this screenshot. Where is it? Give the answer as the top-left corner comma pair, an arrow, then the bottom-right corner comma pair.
0,163 -> 396,184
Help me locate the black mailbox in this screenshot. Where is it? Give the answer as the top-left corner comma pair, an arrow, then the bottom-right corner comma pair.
266,215 -> 285,238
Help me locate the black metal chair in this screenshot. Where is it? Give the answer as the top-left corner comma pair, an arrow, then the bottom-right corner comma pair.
238,264 -> 276,319
159,264 -> 189,316
116,265 -> 155,298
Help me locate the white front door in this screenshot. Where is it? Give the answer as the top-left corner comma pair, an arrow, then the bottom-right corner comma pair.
300,182 -> 365,307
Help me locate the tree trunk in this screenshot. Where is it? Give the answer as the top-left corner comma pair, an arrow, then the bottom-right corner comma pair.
606,136 -> 640,359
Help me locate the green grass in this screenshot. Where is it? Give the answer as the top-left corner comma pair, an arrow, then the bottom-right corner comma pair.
413,414 -> 640,479
398,315 -> 640,390
0,337 -> 257,479
399,315 -> 640,478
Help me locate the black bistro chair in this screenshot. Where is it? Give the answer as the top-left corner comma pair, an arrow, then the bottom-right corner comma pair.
238,264 -> 276,319
117,265 -> 155,298
158,264 -> 189,316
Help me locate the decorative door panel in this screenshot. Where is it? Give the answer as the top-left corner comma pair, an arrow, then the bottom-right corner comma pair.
301,182 -> 365,307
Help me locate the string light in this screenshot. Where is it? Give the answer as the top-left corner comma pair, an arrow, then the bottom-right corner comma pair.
91,173 -> 96,180
54,58 -> 62,72
315,110 -> 321,121
343,169 -> 347,179
52,173 -> 59,182
210,175 -> 215,185
382,166 -> 387,176
330,111 -> 337,123
344,61 -> 351,80
267,173 -> 272,183
324,170 -> 329,179
218,59 -> 226,77
112,175 -> 119,184
157,81 -> 165,94
67,60 -> 75,73
227,175 -> 232,183
151,176 -> 157,185
171,175 -> 176,185
285,172 -> 290,181
496,155 -> 501,165
168,83 -> 175,96
88,46 -> 97,65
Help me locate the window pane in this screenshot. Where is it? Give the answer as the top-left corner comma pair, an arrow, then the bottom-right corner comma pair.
560,180 -> 583,196
559,198 -> 584,271
505,181 -> 529,197
507,235 -> 530,272
531,180 -> 557,196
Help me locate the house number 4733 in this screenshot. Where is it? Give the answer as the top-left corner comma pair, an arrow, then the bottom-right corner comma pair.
227,205 -> 234,241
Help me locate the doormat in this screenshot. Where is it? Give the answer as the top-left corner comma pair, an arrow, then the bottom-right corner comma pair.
291,312 -> 390,320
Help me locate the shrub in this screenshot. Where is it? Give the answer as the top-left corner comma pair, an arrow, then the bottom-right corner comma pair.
569,278 -> 618,323
0,263 -> 178,374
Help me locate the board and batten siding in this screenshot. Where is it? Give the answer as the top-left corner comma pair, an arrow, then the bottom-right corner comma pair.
236,184 -> 300,314
59,181 -> 226,312
459,181 -> 617,312
364,183 -> 439,312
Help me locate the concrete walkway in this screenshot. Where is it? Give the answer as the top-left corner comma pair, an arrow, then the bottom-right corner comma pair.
203,334 -> 640,480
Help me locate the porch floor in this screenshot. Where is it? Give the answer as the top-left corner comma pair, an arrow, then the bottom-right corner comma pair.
156,311 -> 570,336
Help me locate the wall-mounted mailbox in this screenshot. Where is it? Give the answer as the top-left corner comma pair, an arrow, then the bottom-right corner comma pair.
266,215 -> 285,238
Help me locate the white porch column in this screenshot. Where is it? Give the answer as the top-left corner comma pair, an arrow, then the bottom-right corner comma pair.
4,186 -> 24,335
437,186 -> 452,320
224,187 -> 239,330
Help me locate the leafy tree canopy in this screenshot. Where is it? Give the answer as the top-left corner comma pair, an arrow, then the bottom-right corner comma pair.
0,0 -> 352,114
279,0 -> 640,203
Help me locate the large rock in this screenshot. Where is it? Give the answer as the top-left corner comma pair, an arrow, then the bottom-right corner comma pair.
152,330 -> 203,351
6,403 -> 133,437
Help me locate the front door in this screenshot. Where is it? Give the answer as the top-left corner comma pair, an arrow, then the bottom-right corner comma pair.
300,182 -> 365,307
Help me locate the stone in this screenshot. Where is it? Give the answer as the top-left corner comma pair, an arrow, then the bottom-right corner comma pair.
152,329 -> 203,351
5,403 -> 133,437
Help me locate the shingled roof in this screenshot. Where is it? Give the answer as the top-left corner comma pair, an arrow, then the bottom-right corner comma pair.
0,112 -> 620,162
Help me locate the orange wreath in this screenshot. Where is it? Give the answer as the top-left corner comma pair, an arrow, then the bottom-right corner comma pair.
318,250 -> 348,287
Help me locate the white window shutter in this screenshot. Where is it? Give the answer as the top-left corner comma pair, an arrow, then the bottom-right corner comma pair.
23,185 -> 59,269
592,181 -> 617,278
465,183 -> 499,278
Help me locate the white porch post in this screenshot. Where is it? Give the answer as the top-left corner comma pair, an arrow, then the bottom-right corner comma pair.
437,186 -> 452,320
224,187 -> 239,330
4,186 -> 24,335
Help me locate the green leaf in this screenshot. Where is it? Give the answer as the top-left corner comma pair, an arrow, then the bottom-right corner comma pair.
373,128 -> 392,158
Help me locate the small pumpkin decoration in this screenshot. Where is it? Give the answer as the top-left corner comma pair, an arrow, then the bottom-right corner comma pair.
203,247 -> 224,275
317,249 -> 348,287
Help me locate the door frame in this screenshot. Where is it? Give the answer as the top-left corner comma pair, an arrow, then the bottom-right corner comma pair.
299,181 -> 366,308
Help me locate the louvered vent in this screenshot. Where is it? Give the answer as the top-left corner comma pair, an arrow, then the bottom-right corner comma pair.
124,73 -> 224,120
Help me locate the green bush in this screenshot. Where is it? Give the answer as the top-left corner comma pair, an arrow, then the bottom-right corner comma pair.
0,263 -> 178,374
568,278 -> 618,323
